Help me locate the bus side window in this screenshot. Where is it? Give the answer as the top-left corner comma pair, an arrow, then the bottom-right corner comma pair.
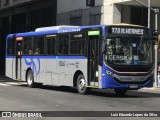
33,36 -> 45,55
70,33 -> 85,55
46,37 -> 56,55
34,48 -> 39,55
23,37 -> 33,55
58,35 -> 69,55
7,38 -> 15,56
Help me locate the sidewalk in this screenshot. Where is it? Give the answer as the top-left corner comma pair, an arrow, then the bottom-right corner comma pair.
138,87 -> 160,94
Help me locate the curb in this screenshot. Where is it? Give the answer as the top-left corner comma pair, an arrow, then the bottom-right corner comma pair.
142,87 -> 160,90
139,88 -> 160,93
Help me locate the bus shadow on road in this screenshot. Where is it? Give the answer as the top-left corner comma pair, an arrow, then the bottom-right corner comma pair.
2,77 -> 159,98
29,85 -> 160,98
40,85 -> 78,93
88,89 -> 160,98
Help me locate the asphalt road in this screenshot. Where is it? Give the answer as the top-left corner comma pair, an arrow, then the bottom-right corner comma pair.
0,78 -> 160,120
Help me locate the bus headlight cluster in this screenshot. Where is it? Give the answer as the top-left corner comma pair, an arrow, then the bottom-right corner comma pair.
106,70 -> 115,78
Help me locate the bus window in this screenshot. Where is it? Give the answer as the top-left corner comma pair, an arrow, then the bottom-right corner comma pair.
70,33 -> 85,55
7,38 -> 15,56
33,36 -> 45,55
23,37 -> 33,55
58,35 -> 69,55
46,37 -> 56,55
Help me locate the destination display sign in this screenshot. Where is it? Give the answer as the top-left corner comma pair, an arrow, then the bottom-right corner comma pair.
108,26 -> 151,36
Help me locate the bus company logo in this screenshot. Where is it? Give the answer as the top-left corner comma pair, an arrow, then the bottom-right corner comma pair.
58,28 -> 81,33
24,58 -> 40,76
59,61 -> 65,66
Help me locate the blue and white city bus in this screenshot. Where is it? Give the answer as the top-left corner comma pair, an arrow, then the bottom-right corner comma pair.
6,24 -> 154,95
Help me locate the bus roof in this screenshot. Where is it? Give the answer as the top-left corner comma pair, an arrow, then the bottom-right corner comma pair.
35,25 -> 80,32
7,24 -> 148,38
6,25 -> 104,38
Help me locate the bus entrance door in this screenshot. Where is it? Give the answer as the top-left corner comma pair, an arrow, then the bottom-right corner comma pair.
15,37 -> 23,80
88,35 -> 99,87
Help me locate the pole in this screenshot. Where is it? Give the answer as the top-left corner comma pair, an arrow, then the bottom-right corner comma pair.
155,9 -> 158,31
155,44 -> 158,87
154,9 -> 159,87
148,0 -> 150,28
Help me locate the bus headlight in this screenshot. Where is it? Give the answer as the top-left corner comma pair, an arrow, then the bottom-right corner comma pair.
106,70 -> 115,78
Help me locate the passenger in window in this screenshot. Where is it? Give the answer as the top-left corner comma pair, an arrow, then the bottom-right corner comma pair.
29,50 -> 32,55
34,48 -> 40,55
25,49 -> 28,55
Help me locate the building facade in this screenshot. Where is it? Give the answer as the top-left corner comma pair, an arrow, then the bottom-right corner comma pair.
0,0 -> 160,75
0,0 -> 57,75
57,0 -> 160,30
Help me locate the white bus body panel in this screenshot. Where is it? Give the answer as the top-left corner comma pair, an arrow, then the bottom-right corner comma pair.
6,57 -> 88,87
6,58 -> 16,80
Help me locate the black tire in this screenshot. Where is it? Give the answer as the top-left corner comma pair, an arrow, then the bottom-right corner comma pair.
77,74 -> 89,94
114,88 -> 127,96
27,70 -> 35,88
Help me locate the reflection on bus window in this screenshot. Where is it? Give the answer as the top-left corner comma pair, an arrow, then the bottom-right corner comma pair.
33,36 -> 44,55
23,37 -> 33,55
47,37 -> 56,55
105,37 -> 153,65
58,35 -> 69,55
70,39 -> 85,55
7,39 -> 15,55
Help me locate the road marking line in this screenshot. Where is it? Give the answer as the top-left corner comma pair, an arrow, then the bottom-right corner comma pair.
4,82 -> 26,85
0,83 -> 12,86
0,82 -> 27,86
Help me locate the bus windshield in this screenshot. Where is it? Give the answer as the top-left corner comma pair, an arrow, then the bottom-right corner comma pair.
104,37 -> 153,65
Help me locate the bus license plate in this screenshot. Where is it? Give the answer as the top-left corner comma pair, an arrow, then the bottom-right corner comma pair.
129,84 -> 138,89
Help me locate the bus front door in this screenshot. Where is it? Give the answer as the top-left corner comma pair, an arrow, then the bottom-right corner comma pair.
15,40 -> 23,80
88,35 -> 99,87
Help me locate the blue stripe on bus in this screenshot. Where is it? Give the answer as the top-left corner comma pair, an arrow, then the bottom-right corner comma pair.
57,56 -> 86,59
6,56 -> 87,59
6,56 -> 16,58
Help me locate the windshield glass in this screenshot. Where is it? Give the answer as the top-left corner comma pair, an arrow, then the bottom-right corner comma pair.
104,37 -> 153,65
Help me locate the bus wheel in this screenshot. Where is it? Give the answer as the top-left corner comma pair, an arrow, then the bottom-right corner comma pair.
114,88 -> 127,96
27,70 -> 35,88
77,74 -> 89,94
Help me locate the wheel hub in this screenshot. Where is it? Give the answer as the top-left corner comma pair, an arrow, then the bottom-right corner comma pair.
27,75 -> 32,85
79,78 -> 85,90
